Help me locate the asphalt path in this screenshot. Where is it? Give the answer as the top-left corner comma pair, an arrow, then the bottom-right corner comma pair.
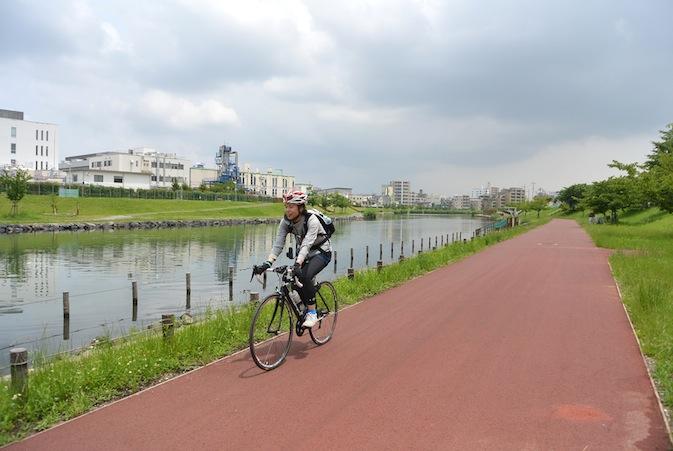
7,219 -> 670,450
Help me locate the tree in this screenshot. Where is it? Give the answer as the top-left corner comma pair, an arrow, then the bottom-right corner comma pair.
644,123 -> 673,169
530,195 -> 551,218
583,176 -> 635,223
318,194 -> 331,211
0,169 -> 32,216
171,180 -> 180,191
331,193 -> 350,212
556,183 -> 588,212
643,153 -> 673,213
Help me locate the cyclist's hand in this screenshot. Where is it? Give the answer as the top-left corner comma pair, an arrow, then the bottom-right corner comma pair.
254,261 -> 271,275
292,261 -> 302,275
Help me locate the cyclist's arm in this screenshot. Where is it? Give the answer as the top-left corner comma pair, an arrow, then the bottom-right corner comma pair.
267,218 -> 290,263
297,215 -> 324,265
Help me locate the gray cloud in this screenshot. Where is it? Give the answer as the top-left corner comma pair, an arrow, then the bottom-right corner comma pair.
1,0 -> 672,195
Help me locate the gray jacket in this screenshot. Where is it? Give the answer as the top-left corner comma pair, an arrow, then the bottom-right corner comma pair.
267,214 -> 332,264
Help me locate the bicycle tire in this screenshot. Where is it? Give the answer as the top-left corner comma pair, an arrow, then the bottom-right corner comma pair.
249,294 -> 294,370
309,281 -> 338,345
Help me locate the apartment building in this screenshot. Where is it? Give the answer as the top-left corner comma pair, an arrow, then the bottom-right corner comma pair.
0,109 -> 58,178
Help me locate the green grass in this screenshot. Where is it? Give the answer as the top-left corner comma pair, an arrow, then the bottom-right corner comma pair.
0,195 -> 364,224
0,212 -> 551,445
576,208 -> 673,411
0,195 -> 285,224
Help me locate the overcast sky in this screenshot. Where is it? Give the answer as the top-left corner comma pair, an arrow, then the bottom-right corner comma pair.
1,0 -> 672,196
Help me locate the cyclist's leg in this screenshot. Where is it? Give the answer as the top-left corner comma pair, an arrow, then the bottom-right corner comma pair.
298,252 -> 331,309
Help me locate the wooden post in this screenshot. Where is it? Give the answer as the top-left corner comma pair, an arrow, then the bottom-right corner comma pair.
441,235 -> 444,246
377,260 -> 383,272
412,239 -> 415,254
379,243 -> 383,261
350,248 -> 354,268
334,250 -> 337,273
131,281 -> 138,321
348,268 -> 354,279
10,348 -> 28,397
420,239 -> 423,252
228,266 -> 234,301
366,245 -> 369,266
162,314 -> 175,339
435,236 -> 438,248
63,292 -> 70,319
186,273 -> 191,310
401,240 -> 404,256
63,292 -> 70,340
390,242 -> 394,259
262,271 -> 267,290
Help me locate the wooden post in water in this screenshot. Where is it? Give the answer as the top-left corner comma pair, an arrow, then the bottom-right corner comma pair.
401,241 -> 404,257
390,242 -> 394,259
441,235 -> 444,246
420,239 -> 423,252
412,239 -> 415,254
228,266 -> 234,301
366,245 -> 369,266
162,314 -> 175,339
186,273 -> 191,310
435,236 -> 438,248
63,292 -> 70,340
10,348 -> 28,398
350,248 -> 354,268
333,251 -> 338,273
131,281 -> 138,321
379,243 -> 383,261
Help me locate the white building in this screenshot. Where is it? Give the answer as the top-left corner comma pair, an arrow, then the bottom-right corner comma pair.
60,147 -> 191,189
293,182 -> 313,194
189,165 -> 219,188
0,109 -> 59,178
451,195 -> 472,210
350,194 -> 374,207
382,180 -> 412,206
238,163 -> 295,198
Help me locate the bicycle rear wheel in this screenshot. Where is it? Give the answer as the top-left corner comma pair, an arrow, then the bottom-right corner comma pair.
309,281 -> 338,345
249,294 -> 293,370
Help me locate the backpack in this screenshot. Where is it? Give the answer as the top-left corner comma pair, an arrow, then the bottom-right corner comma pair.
303,209 -> 335,250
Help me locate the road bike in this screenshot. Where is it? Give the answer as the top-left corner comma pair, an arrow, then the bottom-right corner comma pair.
249,265 -> 338,370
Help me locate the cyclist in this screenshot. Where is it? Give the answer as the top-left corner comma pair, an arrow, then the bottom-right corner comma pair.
254,190 -> 332,328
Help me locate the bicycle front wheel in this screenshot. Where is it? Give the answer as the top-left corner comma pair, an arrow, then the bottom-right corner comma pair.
310,281 -> 338,345
249,294 -> 293,370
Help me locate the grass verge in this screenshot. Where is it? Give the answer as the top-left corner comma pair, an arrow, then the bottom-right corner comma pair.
0,196 -> 361,224
576,208 -> 673,419
0,212 -> 550,445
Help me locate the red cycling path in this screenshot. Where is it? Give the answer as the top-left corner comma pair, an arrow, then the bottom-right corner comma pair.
6,219 -> 670,450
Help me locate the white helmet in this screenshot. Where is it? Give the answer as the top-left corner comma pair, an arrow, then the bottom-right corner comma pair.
283,190 -> 308,205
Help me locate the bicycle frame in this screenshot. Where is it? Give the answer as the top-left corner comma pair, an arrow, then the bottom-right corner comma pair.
257,265 -> 332,337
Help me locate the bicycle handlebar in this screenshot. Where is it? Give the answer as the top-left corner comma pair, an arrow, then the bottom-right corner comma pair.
250,264 -> 303,287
